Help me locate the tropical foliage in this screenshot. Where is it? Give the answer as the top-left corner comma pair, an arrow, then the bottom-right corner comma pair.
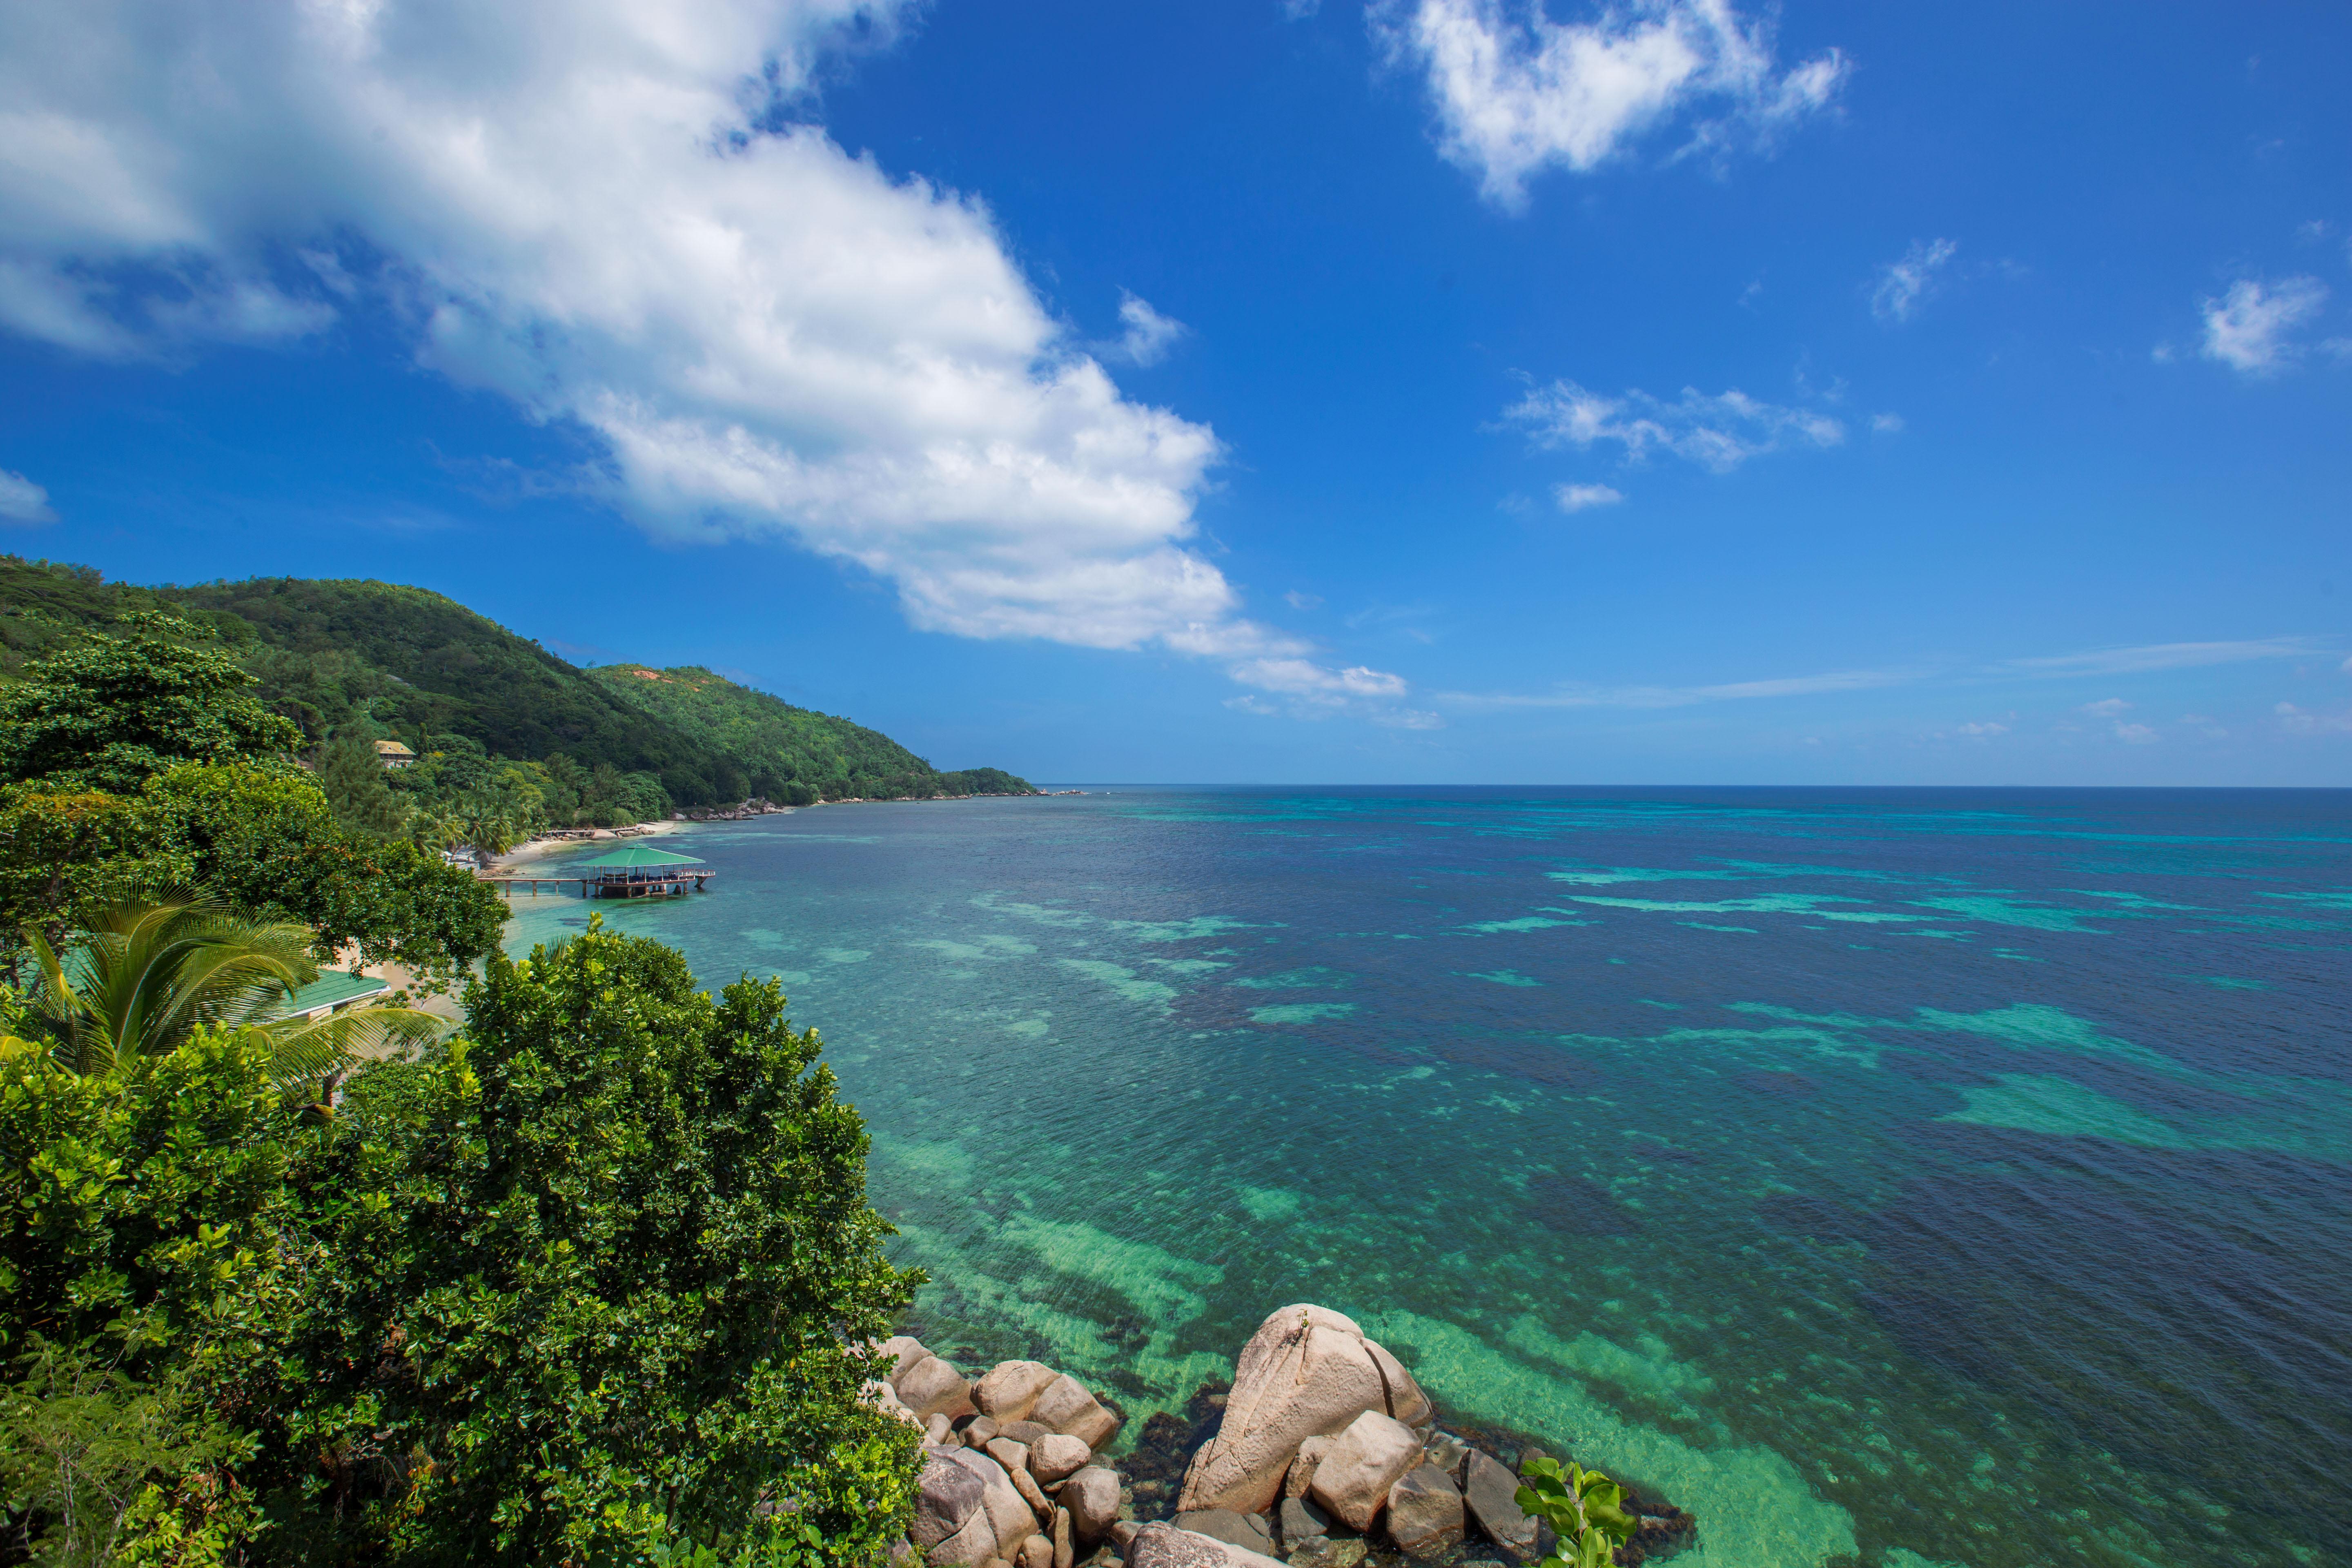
0,922 -> 920,1565
588,664 -> 1032,803
0,597 -> 927,1564
1517,1456 -> 1639,1568
0,556 -> 1030,814
18,891 -> 442,1088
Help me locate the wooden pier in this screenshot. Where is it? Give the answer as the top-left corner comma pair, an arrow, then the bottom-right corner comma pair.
483,843 -> 715,900
483,872 -> 715,898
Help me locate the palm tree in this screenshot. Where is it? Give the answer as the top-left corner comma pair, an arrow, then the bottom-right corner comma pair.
22,891 -> 446,1090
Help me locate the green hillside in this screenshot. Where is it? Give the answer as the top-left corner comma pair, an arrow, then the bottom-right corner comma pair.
588,664 -> 1031,802
0,555 -> 1033,811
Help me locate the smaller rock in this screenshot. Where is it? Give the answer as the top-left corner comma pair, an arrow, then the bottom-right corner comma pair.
1172,1510 -> 1274,1555
1033,1374 -> 1121,1450
1422,1432 -> 1469,1476
1053,1506 -> 1074,1568
1031,1434 -> 1091,1486
1286,1443 -> 1329,1503
1275,1495 -> 1330,1548
1278,1540 -> 1366,1568
1012,1463 -> 1055,1523
1516,1448 -> 1548,1475
927,1412 -> 956,1445
987,1439 -> 1032,1478
1018,1536 -> 1054,1568
1285,1435 -> 1332,1501
1123,1522 -> 1285,1568
1458,1450 -> 1539,1563
964,1416 -> 1002,1448
1385,1466 -> 1463,1555
1059,1466 -> 1122,1546
1308,1409 -> 1422,1533
1108,1521 -> 1140,1553
1000,1419 -> 1052,1446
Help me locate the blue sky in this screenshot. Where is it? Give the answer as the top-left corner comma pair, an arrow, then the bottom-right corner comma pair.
1,0 -> 2347,784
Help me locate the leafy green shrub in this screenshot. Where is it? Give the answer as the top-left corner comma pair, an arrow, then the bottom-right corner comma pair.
289,919 -> 924,1564
1516,1456 -> 1638,1568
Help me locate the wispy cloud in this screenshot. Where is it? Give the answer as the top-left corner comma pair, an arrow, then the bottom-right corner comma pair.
2201,277 -> 2329,374
0,468 -> 56,524
1553,482 -> 1624,512
2276,702 -> 2352,735
1871,238 -> 1956,322
1102,290 -> 1190,367
1441,665 -> 1918,710
1372,0 -> 1847,210
1440,637 -> 2333,713
2007,637 -> 2327,677
1506,379 -> 1843,473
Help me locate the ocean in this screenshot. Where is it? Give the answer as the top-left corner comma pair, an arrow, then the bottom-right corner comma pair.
500,787 -> 2351,1568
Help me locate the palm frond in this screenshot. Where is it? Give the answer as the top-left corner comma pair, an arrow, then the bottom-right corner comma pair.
262,1006 -> 449,1098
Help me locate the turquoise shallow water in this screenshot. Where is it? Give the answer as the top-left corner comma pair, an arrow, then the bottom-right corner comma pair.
501,788 -> 2352,1568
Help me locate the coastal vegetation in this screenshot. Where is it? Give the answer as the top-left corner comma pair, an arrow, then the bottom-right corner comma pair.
0,601 -> 925,1564
0,557 -> 1035,835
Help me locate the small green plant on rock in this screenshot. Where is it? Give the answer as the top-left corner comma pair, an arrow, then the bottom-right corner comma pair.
1516,1455 -> 1639,1568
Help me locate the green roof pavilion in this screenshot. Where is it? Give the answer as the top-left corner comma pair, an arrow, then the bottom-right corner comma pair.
575,844 -> 706,869
266,969 -> 390,1022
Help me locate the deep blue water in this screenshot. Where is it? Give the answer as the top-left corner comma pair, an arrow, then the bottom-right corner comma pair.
501,788 -> 2352,1568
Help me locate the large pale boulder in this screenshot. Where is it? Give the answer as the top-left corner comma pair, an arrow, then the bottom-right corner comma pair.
898,1355 -> 977,1422
1030,1433 -> 1090,1486
1384,1466 -> 1464,1555
1058,1466 -> 1121,1546
1458,1450 -> 1539,1561
1123,1523 -> 1287,1568
880,1335 -> 933,1381
976,1361 -> 1061,1422
928,1512 -> 996,1567
1178,1305 -> 1434,1516
1307,1409 -> 1421,1533
912,1451 -> 987,1553
1030,1374 -> 1120,1450
933,1448 -> 1036,1563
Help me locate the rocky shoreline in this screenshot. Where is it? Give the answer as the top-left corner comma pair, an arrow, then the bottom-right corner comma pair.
871,1305 -> 1695,1568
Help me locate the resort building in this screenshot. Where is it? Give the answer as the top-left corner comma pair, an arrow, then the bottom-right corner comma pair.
373,738 -> 417,769
267,969 -> 391,1023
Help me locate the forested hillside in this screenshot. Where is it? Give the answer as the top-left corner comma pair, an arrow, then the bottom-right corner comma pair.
0,556 -> 1034,824
588,664 -> 1031,802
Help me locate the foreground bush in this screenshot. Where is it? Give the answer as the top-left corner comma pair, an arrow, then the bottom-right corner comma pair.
1,922 -> 922,1566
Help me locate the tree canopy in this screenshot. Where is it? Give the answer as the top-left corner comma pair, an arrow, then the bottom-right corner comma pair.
0,923 -> 922,1565
0,618 -> 301,794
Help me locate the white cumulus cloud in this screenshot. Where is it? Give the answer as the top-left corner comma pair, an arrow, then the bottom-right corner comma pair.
2200,277 -> 2329,374
1553,481 -> 1624,511
0,468 -> 57,523
0,0 -> 1396,703
1373,0 -> 1847,209
1871,237 -> 1956,322
1507,379 -> 1844,472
